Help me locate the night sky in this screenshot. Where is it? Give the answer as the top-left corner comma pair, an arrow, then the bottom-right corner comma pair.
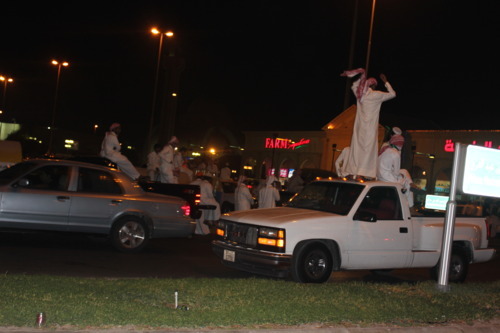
1,1 -> 499,149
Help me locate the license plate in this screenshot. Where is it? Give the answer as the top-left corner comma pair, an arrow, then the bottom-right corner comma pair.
223,249 -> 235,262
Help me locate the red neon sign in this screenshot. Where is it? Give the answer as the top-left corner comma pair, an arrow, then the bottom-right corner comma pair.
265,137 -> 310,150
443,139 -> 498,152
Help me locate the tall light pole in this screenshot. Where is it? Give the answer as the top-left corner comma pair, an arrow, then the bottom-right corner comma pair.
0,75 -> 14,113
47,60 -> 69,156
365,0 -> 377,76
146,28 -> 174,158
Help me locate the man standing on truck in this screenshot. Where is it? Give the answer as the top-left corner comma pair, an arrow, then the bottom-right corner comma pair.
100,123 -> 141,180
340,68 -> 396,179
377,134 -> 404,183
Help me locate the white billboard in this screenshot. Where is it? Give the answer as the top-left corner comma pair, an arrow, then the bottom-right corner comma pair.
461,145 -> 500,198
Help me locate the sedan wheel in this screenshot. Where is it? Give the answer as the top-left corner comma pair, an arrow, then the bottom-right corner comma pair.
111,216 -> 149,253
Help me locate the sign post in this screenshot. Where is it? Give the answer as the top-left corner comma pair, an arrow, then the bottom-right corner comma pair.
437,143 -> 500,291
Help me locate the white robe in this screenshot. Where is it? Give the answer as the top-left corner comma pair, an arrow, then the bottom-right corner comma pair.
235,183 -> 253,211
191,178 -> 221,235
99,131 -> 140,180
158,144 -> 177,184
258,176 -> 280,209
377,147 -> 401,183
344,79 -> 396,178
146,151 -> 161,181
335,147 -> 350,178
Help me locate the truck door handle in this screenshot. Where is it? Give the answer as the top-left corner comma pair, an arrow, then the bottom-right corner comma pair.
400,227 -> 408,233
111,200 -> 123,204
56,196 -> 70,201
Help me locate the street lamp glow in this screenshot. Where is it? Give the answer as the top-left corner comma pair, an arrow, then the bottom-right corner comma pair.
47,59 -> 70,155
146,27 -> 175,156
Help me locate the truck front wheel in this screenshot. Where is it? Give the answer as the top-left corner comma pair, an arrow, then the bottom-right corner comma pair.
291,244 -> 333,283
430,248 -> 469,283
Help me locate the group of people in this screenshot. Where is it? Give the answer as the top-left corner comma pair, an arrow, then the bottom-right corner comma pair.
99,66 -> 408,233
338,67 -> 417,207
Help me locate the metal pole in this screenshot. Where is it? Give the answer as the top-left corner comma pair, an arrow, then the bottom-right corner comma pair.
365,0 -> 377,76
47,65 -> 62,156
436,143 -> 463,292
343,0 -> 359,110
146,33 -> 164,156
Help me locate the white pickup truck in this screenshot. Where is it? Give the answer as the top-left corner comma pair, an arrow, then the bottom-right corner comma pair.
212,179 -> 496,283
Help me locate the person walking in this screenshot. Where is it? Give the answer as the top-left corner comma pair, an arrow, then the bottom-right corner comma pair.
99,123 -> 140,180
340,68 -> 396,179
258,175 -> 280,209
158,136 -> 179,184
191,173 -> 221,235
234,175 -> 254,211
146,143 -> 162,181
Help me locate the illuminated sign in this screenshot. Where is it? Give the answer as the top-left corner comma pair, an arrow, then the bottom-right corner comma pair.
444,139 -> 498,152
461,145 -> 500,198
425,194 -> 449,210
265,137 -> 311,150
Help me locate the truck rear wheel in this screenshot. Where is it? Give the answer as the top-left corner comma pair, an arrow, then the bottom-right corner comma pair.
430,247 -> 469,283
291,244 -> 333,283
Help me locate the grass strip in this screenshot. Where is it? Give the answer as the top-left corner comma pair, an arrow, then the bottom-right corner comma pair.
0,275 -> 498,330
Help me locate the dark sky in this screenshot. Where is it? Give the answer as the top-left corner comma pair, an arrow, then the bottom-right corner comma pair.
1,1 -> 499,148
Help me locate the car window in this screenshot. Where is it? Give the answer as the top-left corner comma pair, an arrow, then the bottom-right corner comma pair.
77,167 -> 122,194
287,181 -> 364,215
22,165 -> 70,191
356,186 -> 403,220
0,162 -> 36,185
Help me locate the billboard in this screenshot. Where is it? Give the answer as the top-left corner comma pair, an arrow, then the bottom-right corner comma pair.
461,145 -> 500,198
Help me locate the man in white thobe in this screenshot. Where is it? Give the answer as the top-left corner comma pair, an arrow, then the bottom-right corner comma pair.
377,134 -> 404,183
258,175 -> 280,209
191,174 -> 221,235
100,123 -> 140,180
146,143 -> 162,181
341,68 -> 396,179
159,136 -> 179,184
235,175 -> 254,211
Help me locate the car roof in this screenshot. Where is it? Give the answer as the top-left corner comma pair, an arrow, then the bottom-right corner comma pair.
23,158 -> 120,172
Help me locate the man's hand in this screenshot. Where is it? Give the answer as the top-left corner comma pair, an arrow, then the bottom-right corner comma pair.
379,73 -> 388,83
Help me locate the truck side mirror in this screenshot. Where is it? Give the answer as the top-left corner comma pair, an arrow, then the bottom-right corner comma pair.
353,210 -> 377,222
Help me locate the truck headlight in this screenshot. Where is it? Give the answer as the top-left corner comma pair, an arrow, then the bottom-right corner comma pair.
215,220 -> 226,237
258,227 -> 285,248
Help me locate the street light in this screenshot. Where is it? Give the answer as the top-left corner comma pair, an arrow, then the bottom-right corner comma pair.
0,75 -> 14,112
146,28 -> 174,157
365,0 -> 377,75
47,60 -> 69,156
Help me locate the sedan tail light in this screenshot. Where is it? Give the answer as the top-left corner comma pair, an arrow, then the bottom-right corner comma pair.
181,204 -> 190,217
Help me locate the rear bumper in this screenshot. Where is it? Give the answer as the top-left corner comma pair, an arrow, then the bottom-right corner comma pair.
473,248 -> 496,263
212,240 -> 292,278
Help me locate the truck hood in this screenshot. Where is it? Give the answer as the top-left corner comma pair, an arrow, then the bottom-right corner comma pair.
222,207 -> 338,227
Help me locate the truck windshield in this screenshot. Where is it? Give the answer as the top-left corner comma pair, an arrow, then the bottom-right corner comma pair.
286,181 -> 364,215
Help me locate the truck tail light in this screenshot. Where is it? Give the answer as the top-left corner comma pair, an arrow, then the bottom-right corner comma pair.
194,193 -> 201,205
485,218 -> 491,239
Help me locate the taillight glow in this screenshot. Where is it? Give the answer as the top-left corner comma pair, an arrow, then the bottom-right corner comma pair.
181,205 -> 190,216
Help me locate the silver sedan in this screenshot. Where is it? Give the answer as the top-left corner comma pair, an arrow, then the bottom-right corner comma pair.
0,159 -> 196,253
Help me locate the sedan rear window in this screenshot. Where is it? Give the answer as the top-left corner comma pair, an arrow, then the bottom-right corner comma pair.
77,167 -> 122,194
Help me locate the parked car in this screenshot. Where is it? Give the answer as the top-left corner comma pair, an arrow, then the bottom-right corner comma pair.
0,158 -> 195,253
